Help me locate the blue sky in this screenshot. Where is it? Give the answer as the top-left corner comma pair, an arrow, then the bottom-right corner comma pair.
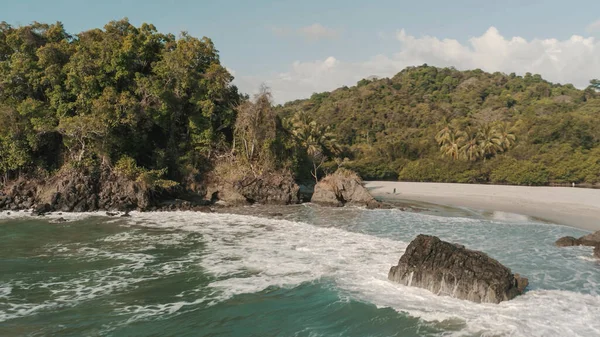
4,0 -> 600,102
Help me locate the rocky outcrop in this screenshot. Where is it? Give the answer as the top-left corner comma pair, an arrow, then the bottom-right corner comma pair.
207,170 -> 300,206
594,245 -> 600,259
580,231 -> 600,246
1,166 -> 184,213
311,169 -> 380,208
33,168 -> 154,212
555,230 -> 600,247
388,235 -> 528,304
555,236 -> 581,247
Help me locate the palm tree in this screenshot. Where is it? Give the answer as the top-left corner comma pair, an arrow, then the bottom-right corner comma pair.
290,112 -> 339,182
495,122 -> 517,151
440,129 -> 465,160
477,123 -> 502,159
435,117 -> 453,146
460,126 -> 480,161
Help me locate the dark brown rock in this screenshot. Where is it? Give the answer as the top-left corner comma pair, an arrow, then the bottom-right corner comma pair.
207,170 -> 300,206
556,230 -> 600,248
594,245 -> 600,260
388,235 -> 527,304
32,203 -> 53,216
579,231 -> 600,246
555,236 -> 581,247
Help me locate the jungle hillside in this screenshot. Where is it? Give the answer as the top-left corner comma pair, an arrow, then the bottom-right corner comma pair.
277,66 -> 600,186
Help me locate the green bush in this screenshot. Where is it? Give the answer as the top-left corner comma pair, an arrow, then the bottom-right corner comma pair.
398,159 -> 483,183
490,158 -> 549,185
115,156 -> 178,189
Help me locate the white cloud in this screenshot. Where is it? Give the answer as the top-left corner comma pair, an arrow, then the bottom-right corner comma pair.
298,23 -> 339,41
587,19 -> 600,33
239,27 -> 600,103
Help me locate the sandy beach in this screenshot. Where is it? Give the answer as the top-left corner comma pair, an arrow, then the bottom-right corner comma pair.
365,181 -> 600,232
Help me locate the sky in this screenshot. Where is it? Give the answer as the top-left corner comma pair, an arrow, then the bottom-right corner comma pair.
4,0 -> 600,103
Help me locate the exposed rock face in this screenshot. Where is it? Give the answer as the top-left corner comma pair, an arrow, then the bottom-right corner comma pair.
594,245 -> 600,259
579,231 -> 600,246
235,173 -> 299,205
1,167 -> 177,213
388,235 -> 528,304
555,230 -> 600,247
34,168 -> 153,212
311,169 -> 379,208
207,170 -> 300,206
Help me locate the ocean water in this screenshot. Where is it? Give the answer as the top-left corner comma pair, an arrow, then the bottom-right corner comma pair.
1,205 -> 599,337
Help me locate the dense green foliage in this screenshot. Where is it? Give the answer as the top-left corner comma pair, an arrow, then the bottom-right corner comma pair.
2,20 -> 599,189
278,65 -> 600,185
0,19 -> 241,185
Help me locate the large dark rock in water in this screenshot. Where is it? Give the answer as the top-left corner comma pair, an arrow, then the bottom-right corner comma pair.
594,245 -> 600,259
388,235 -> 528,304
311,169 -> 379,208
555,230 -> 600,247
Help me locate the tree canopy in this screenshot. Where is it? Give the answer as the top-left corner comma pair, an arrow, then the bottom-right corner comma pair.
0,19 -> 241,184
1,20 -> 599,188
278,65 -> 600,186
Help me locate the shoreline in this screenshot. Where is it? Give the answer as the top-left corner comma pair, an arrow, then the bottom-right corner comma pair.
365,181 -> 600,232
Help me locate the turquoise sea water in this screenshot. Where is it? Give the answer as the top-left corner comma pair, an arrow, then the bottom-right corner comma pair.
1,205 -> 599,336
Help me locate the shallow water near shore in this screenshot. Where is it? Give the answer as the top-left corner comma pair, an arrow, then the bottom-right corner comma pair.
1,205 -> 599,336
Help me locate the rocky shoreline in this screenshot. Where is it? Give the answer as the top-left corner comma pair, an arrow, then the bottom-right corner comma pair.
0,168 -> 383,215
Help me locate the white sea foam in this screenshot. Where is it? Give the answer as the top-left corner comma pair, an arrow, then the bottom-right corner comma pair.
491,211 -> 532,222
2,208 -> 599,336
0,236 -> 196,323
0,210 -> 101,221
115,298 -> 207,324
124,211 -> 600,337
0,284 -> 11,298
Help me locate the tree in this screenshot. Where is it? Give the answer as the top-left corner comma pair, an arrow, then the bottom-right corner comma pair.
234,85 -> 277,169
290,112 -> 339,183
477,123 -> 502,159
56,115 -> 108,162
439,128 -> 465,160
495,122 -> 516,151
460,127 -> 480,162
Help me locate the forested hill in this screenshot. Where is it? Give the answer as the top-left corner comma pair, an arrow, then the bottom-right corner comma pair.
277,66 -> 600,186
0,19 -> 242,188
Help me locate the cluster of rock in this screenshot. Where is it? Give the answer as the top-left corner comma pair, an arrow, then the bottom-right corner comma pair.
2,166 -> 383,214
556,231 -> 600,259
0,166 -> 204,214
388,235 -> 528,304
311,168 -> 384,208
